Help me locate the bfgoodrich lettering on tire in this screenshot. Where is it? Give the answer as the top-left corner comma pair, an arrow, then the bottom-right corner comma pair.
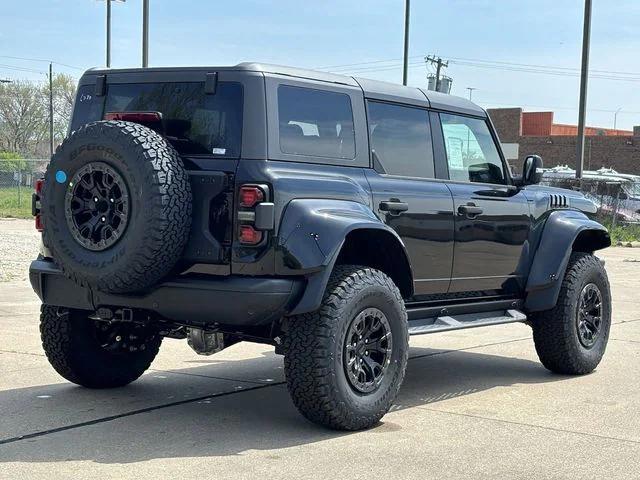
284,265 -> 409,431
41,120 -> 192,293
531,252 -> 611,375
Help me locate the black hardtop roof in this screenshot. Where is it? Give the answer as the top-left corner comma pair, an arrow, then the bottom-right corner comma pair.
83,62 -> 485,117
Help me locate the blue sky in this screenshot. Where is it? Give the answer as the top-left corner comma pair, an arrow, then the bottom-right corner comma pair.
2,0 -> 640,130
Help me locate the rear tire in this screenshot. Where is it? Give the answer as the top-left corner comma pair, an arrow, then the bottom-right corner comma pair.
40,305 -> 162,388
284,266 -> 409,430
531,252 -> 611,375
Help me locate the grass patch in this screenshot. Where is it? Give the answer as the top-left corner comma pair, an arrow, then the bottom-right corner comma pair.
598,218 -> 640,244
0,187 -> 33,219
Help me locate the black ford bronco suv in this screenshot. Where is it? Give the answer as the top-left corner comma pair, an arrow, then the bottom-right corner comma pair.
30,63 -> 611,430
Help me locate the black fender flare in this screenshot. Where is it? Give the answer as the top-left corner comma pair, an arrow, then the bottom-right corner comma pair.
276,199 -> 413,315
525,209 -> 610,311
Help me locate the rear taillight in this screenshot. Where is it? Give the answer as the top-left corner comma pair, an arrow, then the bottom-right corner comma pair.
33,179 -> 44,232
239,186 -> 264,208
239,225 -> 263,245
237,184 -> 268,245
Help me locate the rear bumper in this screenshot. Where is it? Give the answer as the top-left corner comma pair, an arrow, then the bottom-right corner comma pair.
29,259 -> 304,327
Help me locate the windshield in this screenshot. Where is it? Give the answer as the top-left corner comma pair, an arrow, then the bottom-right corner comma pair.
70,81 -> 243,157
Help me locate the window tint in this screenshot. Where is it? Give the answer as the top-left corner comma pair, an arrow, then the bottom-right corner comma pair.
278,85 -> 355,159
71,82 -> 243,157
367,101 -> 434,178
440,113 -> 505,184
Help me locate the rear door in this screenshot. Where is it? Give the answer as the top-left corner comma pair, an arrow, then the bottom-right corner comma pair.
436,112 -> 531,294
364,100 -> 454,298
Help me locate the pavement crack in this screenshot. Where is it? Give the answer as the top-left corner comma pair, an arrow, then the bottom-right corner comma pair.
0,349 -> 45,357
415,406 -> 640,446
148,368 -> 271,385
409,337 -> 530,361
611,338 -> 640,345
0,336 -> 535,446
0,381 -> 286,447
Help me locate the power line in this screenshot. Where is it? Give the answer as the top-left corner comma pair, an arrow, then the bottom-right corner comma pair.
0,55 -> 83,71
320,53 -> 640,82
0,63 -> 47,74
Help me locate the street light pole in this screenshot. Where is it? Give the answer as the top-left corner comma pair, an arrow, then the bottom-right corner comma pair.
466,87 -> 476,101
106,0 -> 111,67
142,0 -> 149,67
575,0 -> 592,179
614,107 -> 622,131
402,0 -> 410,86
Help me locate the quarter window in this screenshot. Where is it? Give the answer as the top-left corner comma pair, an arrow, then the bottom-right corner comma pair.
440,113 -> 506,184
277,85 -> 355,159
367,101 -> 434,178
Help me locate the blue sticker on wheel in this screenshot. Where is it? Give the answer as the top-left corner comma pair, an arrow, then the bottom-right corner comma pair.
55,170 -> 67,184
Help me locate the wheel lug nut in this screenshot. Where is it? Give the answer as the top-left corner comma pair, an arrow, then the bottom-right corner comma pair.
94,197 -> 98,202
101,216 -> 106,222
110,198 -> 114,203
115,335 -> 122,342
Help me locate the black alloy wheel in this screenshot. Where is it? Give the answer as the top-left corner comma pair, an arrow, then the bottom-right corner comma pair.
576,283 -> 603,349
344,307 -> 393,394
65,162 -> 130,251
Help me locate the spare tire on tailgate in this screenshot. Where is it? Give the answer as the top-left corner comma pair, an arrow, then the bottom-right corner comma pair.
41,120 -> 192,294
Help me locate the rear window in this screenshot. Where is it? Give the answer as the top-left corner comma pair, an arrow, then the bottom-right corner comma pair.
70,81 -> 243,157
277,85 -> 355,159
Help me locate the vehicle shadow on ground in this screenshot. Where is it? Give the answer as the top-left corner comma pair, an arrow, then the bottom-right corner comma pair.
0,345 -> 567,464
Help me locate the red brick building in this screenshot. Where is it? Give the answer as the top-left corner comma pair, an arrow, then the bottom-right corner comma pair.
487,107 -> 640,174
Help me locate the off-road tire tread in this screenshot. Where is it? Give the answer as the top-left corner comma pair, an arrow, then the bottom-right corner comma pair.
43,120 -> 192,293
530,252 -> 610,375
40,305 -> 162,388
284,265 -> 408,430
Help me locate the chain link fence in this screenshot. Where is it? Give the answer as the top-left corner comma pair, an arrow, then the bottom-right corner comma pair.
0,159 -> 48,218
541,174 -> 640,244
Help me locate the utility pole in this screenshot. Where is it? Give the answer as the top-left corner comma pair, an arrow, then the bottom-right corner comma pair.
466,87 -> 477,101
575,0 -> 592,179
425,55 -> 448,92
142,0 -> 149,67
49,63 -> 54,158
402,0 -> 410,86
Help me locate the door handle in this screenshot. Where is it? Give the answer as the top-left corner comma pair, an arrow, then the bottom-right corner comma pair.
379,200 -> 409,213
458,203 -> 483,217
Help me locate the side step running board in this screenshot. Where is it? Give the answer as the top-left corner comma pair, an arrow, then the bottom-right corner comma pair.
407,309 -> 527,336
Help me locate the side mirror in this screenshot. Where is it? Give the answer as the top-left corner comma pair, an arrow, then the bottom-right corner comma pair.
520,155 -> 543,186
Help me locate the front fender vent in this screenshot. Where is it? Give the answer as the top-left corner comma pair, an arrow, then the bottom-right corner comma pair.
549,194 -> 568,208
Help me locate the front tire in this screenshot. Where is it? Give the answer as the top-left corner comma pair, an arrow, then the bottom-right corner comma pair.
531,252 -> 611,375
40,305 -> 162,388
284,266 -> 409,430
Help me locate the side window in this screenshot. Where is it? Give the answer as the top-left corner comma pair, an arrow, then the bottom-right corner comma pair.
440,113 -> 506,185
277,85 -> 355,159
367,101 -> 434,178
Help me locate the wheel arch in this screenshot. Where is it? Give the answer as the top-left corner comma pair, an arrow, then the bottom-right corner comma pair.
278,199 -> 413,315
525,209 -> 611,312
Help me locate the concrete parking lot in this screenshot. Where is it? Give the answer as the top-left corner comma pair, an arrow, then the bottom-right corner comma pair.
0,218 -> 639,479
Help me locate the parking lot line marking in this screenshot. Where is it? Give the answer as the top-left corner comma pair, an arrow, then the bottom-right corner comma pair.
415,406 -> 640,446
